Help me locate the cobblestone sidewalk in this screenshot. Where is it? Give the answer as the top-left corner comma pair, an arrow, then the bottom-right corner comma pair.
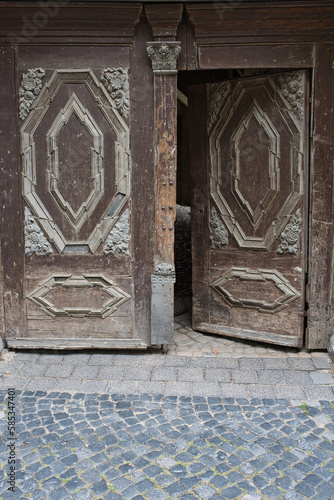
1,392 -> 334,500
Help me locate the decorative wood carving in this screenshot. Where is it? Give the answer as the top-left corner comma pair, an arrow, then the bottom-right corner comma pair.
151,263 -> 176,284
277,209 -> 302,255
19,68 -> 45,120
47,92 -> 104,233
27,275 -> 131,318
278,72 -> 304,121
103,209 -> 130,256
101,68 -> 129,119
208,81 -> 231,130
146,42 -> 181,74
230,99 -> 280,230
24,206 -> 52,256
21,69 -> 130,254
210,207 -> 228,248
209,76 -> 304,250
211,267 -> 301,314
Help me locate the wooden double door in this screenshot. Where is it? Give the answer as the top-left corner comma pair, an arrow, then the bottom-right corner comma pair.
189,71 -> 309,347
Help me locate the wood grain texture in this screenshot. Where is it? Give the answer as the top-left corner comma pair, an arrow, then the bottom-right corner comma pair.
307,46 -> 334,349
130,12 -> 155,346
0,3 -> 142,44
146,4 -> 183,39
187,2 -> 334,43
0,46 -> 26,340
189,84 -> 211,328
197,45 -> 313,70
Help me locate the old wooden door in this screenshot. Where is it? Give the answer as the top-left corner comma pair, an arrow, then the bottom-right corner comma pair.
190,71 -> 308,347
6,44 -> 148,349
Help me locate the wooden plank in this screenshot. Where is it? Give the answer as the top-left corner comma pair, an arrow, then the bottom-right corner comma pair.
189,84 -> 211,328
7,337 -> 147,350
0,3 -> 142,44
307,44 -> 334,349
0,45 -> 26,341
195,322 -> 301,347
130,14 -> 155,346
187,2 -> 334,43
198,44 -> 313,69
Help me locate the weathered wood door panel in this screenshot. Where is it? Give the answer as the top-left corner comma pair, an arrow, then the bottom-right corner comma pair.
190,72 -> 308,347
7,46 -> 145,349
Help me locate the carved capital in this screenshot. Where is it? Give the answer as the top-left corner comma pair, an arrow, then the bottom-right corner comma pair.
146,42 -> 181,74
151,263 -> 176,284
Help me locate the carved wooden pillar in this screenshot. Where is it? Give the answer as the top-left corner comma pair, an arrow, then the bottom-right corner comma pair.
146,5 -> 182,345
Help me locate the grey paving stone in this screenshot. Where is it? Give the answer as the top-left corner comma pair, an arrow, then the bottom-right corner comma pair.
44,365 -> 74,378
79,380 -> 110,393
239,358 -> 264,370
220,383 -> 249,398
14,352 -> 40,362
257,369 -> 286,384
284,370 -> 314,384
97,367 -> 125,380
177,367 -> 204,382
204,368 -> 231,382
88,354 -> 116,365
312,356 -> 331,369
231,369 -> 258,383
262,358 -> 291,369
188,357 -> 239,369
71,366 -> 99,380
0,376 -> 29,389
124,367 -> 152,381
305,386 -> 334,400
311,372 -> 334,385
192,382 -> 221,397
0,362 -> 24,375
248,384 -> 276,398
18,363 -> 48,376
275,385 -> 308,399
288,358 -> 316,370
151,367 -> 177,381
61,354 -> 91,365
37,354 -> 64,364
165,382 -> 192,396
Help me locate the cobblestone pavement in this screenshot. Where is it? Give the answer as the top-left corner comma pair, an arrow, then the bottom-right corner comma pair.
1,391 -> 334,500
1,305 -> 334,499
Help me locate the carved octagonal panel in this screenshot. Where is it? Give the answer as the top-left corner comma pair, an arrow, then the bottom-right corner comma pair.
209,74 -> 304,250
47,93 -> 104,233
28,275 -> 131,318
230,99 -> 280,229
211,267 -> 301,314
21,69 -> 130,254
